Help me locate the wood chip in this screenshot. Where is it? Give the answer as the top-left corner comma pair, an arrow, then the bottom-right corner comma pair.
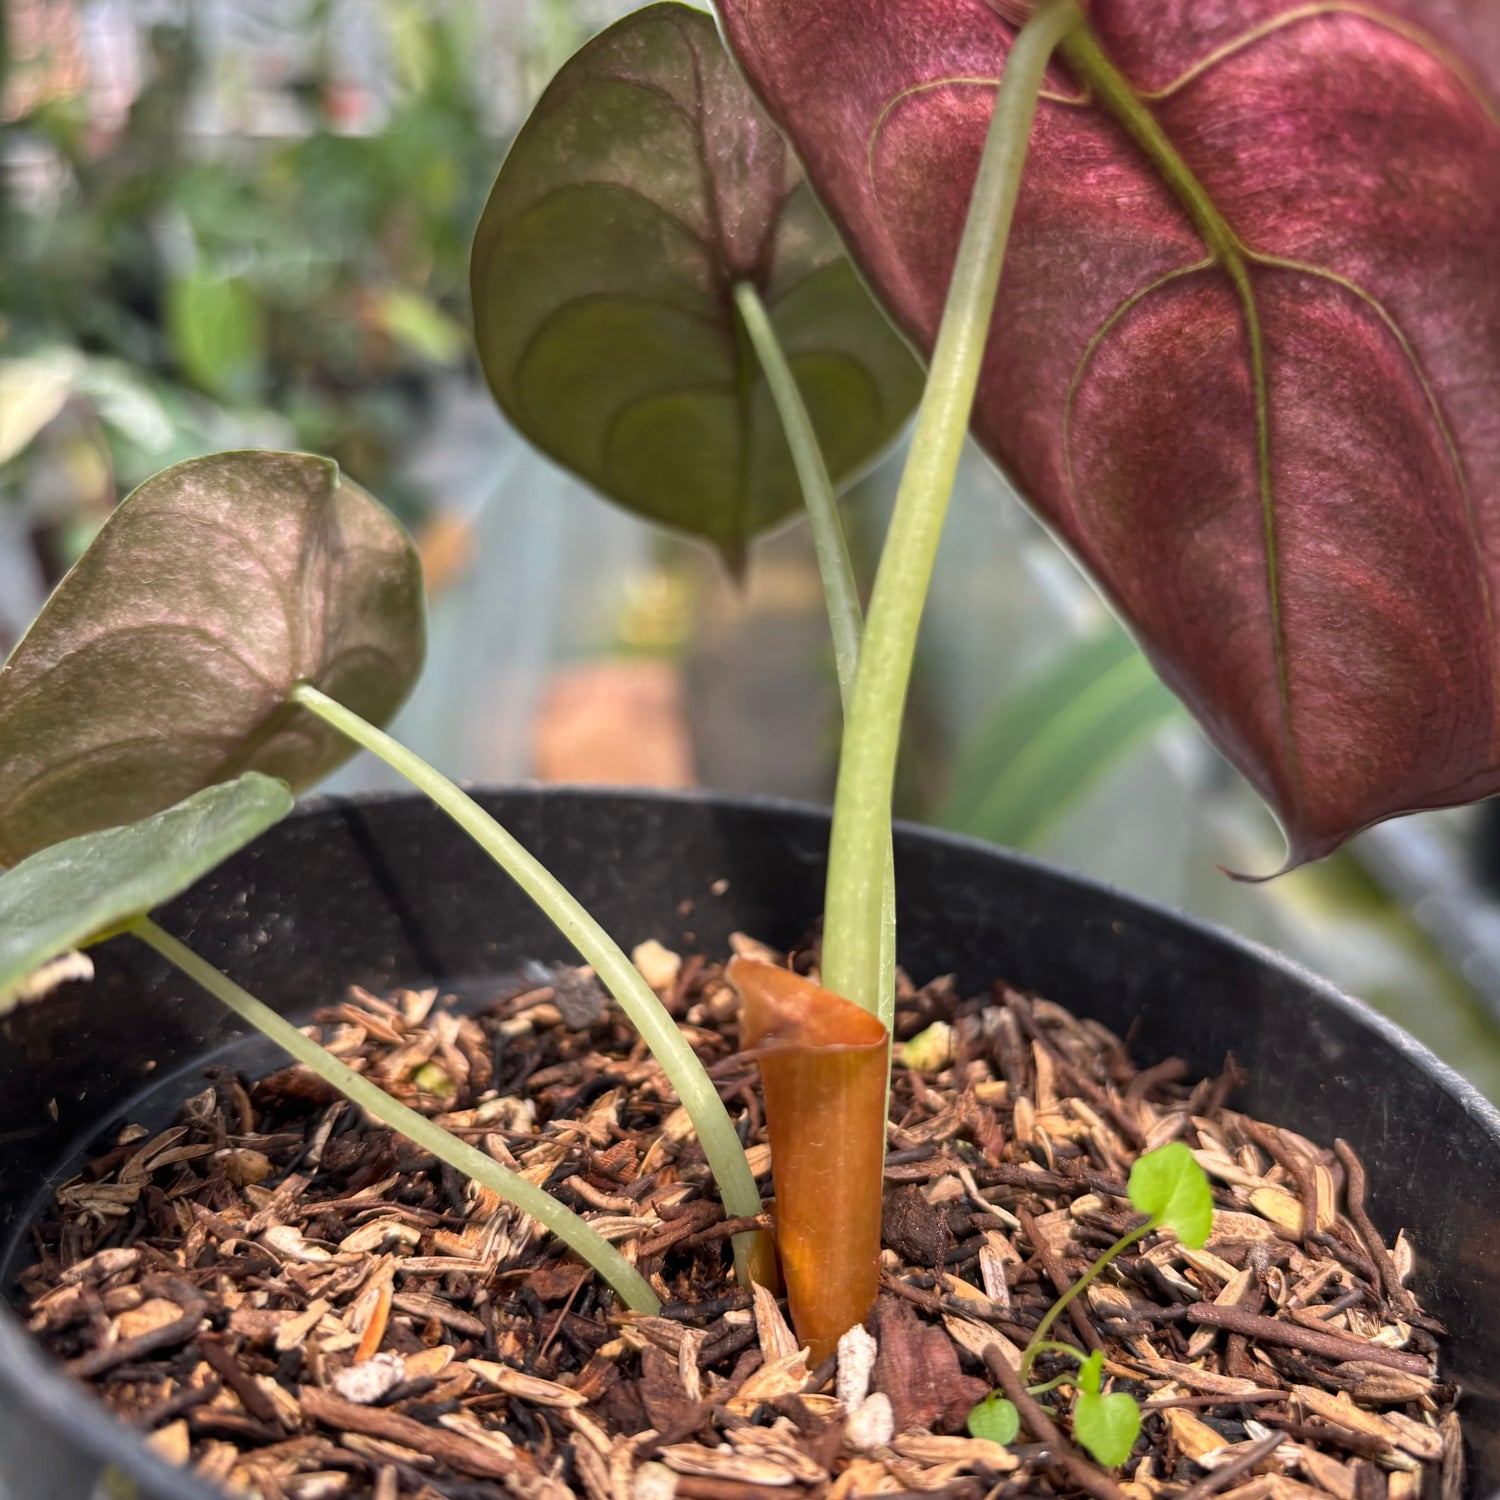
658,1443 -> 798,1485
468,1362 -> 590,1407
1167,1407 -> 1237,1463
724,1349 -> 810,1415
890,1433 -> 1018,1472
752,1282 -> 800,1362
300,1387 -> 528,1481
1249,1188 -> 1306,1236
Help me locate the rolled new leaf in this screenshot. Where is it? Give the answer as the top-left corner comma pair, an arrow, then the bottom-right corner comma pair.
729,956 -> 888,1362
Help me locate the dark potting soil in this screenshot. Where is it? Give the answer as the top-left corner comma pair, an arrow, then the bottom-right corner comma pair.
18,937 -> 1463,1500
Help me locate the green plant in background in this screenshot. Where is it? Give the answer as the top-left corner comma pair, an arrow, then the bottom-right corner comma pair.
938,624 -> 1183,853
0,0 -> 499,580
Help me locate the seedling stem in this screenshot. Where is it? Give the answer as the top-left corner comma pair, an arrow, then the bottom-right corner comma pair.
1020,1220 -> 1150,1379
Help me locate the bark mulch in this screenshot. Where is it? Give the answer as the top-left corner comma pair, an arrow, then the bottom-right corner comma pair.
19,934 -> 1463,1500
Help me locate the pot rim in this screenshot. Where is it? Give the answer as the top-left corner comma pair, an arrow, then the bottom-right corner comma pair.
2,782 -> 1495,1499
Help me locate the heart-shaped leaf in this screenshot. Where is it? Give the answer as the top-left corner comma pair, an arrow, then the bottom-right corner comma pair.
1128,1141 -> 1213,1249
717,1 -> 1500,865
1073,1376 -> 1141,1469
0,773 -> 293,1012
967,1393 -> 1020,1446
471,2 -> 921,565
0,450 -> 425,866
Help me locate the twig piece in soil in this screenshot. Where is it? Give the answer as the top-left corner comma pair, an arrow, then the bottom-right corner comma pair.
1333,1140 -> 1419,1318
1182,1305 -> 1429,1373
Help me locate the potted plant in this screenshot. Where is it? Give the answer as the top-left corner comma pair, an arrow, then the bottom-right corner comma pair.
0,1 -> 1497,1497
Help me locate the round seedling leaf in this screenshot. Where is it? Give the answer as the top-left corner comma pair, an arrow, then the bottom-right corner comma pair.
1073,1385 -> 1142,1470
0,773 -> 293,1012
0,450 -> 425,865
967,1393 -> 1020,1446
471,2 -> 920,564
1128,1141 -> 1214,1249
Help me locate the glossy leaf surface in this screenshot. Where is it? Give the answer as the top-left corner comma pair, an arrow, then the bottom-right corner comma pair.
471,2 -> 921,563
0,774 -> 292,1011
730,956 -> 888,1362
1072,1351 -> 1141,1467
1128,1141 -> 1213,1249
0,451 -> 424,865
717,0 -> 1500,864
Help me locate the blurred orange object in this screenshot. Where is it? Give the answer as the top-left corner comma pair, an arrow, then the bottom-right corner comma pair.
534,660 -> 694,788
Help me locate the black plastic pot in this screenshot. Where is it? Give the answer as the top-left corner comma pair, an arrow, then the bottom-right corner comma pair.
1,788 -> 1496,1500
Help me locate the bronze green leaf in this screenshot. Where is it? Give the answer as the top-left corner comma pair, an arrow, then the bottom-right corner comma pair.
0,450 -> 425,865
0,773 -> 294,1013
471,2 -> 921,563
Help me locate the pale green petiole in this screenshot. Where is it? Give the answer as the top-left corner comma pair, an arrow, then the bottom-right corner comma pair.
820,0 -> 1085,1016
287,681 -> 768,1285
731,280 -> 896,1034
131,916 -> 661,1313
1025,1371 -> 1075,1397
1019,1220 -> 1152,1380
732,282 -> 864,708
1024,1340 -> 1091,1394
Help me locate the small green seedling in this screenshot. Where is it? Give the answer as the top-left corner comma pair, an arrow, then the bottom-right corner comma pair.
1128,1140 -> 1215,1249
968,1391 -> 1022,1446
966,1143 -> 1213,1468
1072,1351 -> 1143,1468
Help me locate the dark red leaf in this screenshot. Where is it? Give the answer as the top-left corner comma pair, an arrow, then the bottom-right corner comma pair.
717,0 -> 1500,865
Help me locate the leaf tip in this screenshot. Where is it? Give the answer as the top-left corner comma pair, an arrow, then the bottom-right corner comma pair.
718,538 -> 751,584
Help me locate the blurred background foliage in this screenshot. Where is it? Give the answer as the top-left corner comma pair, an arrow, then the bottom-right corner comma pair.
4,0 -> 1500,1097
2,0 -> 529,583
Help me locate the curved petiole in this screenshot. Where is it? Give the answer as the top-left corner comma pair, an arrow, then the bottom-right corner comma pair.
287,681 -> 772,1288
131,916 -> 662,1313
